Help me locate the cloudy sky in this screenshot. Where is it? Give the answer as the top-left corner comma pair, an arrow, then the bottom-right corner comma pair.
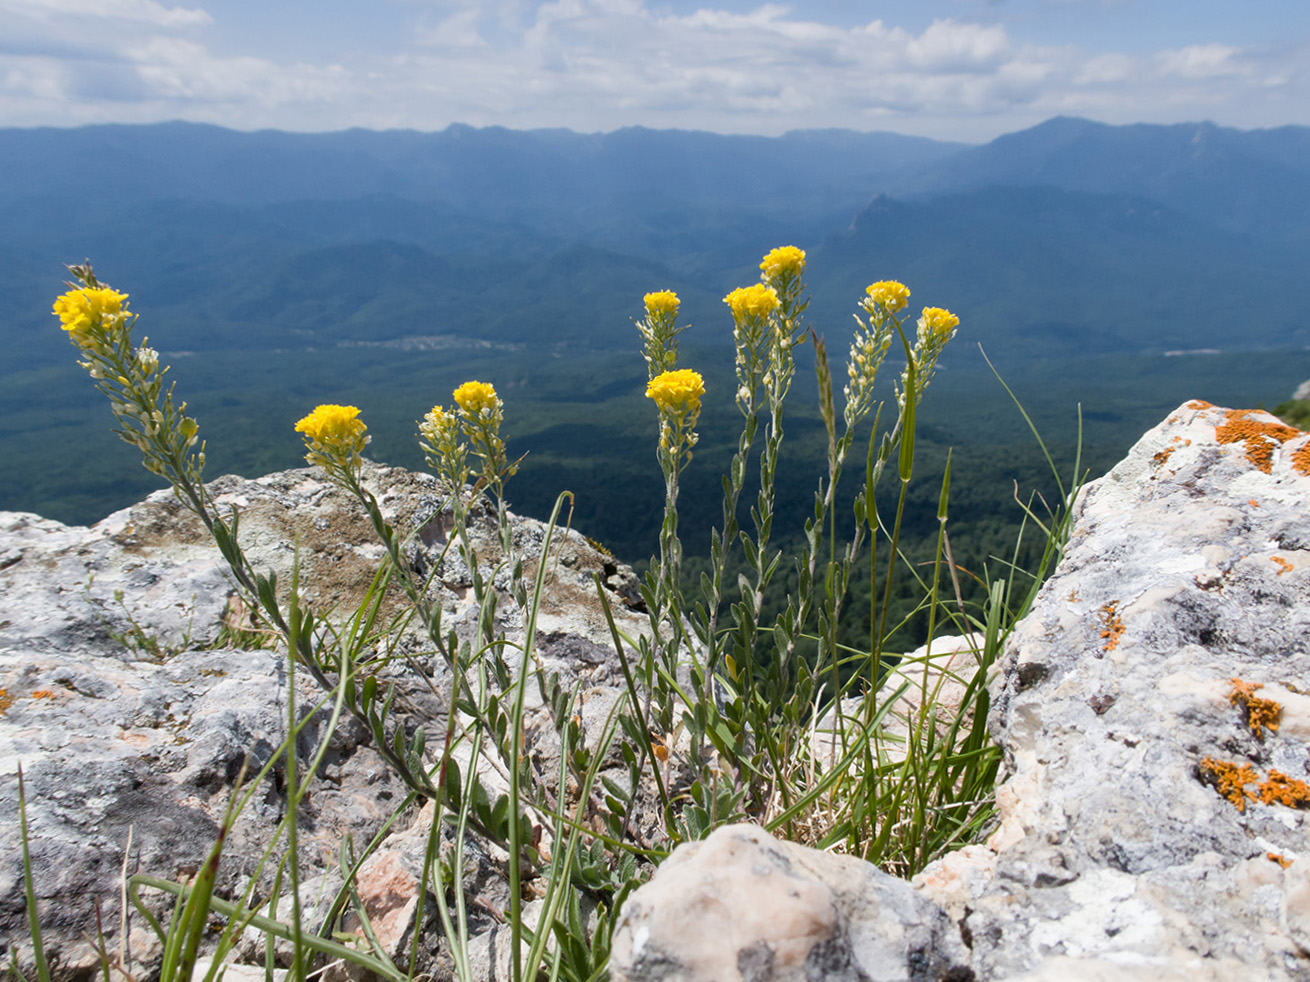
2,0 -> 1307,142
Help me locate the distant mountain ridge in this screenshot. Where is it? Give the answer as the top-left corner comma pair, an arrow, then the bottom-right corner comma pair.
0,122 -> 960,214
3,116 -> 1308,361
893,116 -> 1310,243
5,115 -> 1310,540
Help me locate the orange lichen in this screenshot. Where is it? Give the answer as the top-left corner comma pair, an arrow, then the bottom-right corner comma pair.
1188,400 -> 1214,410
1152,446 -> 1176,469
1214,410 -> 1302,474
0,688 -> 10,715
30,690 -> 55,700
1249,499 -> 1260,508
1066,589 -> 1081,602
1230,678 -> 1262,702
1268,852 -> 1293,868
1272,556 -> 1294,576
1258,770 -> 1310,808
1201,756 -> 1259,811
1200,757 -> 1310,812
1293,441 -> 1310,478
1099,602 -> 1125,651
1229,678 -> 1281,739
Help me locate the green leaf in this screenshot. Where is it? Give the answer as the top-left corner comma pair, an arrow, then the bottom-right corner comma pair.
938,449 -> 952,520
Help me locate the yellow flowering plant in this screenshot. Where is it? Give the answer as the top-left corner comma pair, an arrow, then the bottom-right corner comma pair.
52,266 -> 206,506
636,289 -> 685,379
759,245 -> 805,281
452,379 -> 498,416
637,364 -> 706,727
643,289 -> 680,319
46,249 -> 1082,979
53,262 -> 604,982
645,367 -> 703,414
864,280 -> 911,314
52,265 -> 460,802
53,284 -> 130,348
723,283 -> 780,321
418,403 -> 468,491
912,307 -> 961,395
295,404 -> 370,480
845,280 -> 907,428
450,379 -> 516,496
603,243 -> 1024,876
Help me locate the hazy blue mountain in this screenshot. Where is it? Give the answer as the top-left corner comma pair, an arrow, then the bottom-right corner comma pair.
6,116 -> 1308,364
0,122 -> 962,226
5,116 -> 1310,554
805,185 -> 1310,356
895,116 -> 1310,243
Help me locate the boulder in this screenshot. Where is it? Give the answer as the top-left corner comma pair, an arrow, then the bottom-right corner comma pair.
915,400 -> 1310,979
0,463 -> 645,980
610,823 -> 973,982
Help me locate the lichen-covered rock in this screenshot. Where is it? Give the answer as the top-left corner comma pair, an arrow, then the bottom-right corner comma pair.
0,463 -> 645,980
610,823 -> 972,982
915,401 -> 1310,979
7,401 -> 1310,981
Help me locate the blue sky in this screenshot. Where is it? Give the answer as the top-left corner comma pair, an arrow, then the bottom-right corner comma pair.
3,0 -> 1307,141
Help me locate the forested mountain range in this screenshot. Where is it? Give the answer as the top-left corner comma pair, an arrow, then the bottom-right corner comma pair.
3,116 -> 1308,565
5,116 -> 1306,361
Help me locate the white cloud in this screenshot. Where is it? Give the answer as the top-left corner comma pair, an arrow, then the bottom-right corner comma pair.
418,8 -> 490,48
0,0 -> 1308,140
1155,43 -> 1245,81
1075,52 -> 1133,85
0,0 -> 211,28
129,37 -> 347,105
904,18 -> 1010,72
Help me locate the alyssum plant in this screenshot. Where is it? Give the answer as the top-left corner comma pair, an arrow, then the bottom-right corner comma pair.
16,250 -> 1080,981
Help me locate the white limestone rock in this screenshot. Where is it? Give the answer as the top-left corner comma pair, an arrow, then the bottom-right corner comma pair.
915,401 -> 1310,979
0,462 -> 645,981
8,399 -> 1310,981
610,823 -> 972,982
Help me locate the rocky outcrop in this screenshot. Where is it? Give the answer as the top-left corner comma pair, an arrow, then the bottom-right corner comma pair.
610,401 -> 1310,981
915,400 -> 1310,979
6,401 -> 1310,981
0,463 -> 644,980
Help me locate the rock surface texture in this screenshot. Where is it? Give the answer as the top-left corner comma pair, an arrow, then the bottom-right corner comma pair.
914,400 -> 1310,979
610,401 -> 1310,981
5,401 -> 1310,981
0,462 -> 644,980
610,823 -> 973,982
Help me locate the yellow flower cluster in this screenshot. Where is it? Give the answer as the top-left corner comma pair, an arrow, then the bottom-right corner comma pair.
420,404 -> 458,444
53,286 -> 130,346
759,246 -> 806,279
295,404 -> 369,474
865,281 -> 910,313
723,284 -> 780,321
919,307 -> 960,342
646,369 -> 704,415
453,380 -> 499,416
644,290 -> 680,319
296,404 -> 367,448
447,379 -> 514,491
419,404 -> 468,488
